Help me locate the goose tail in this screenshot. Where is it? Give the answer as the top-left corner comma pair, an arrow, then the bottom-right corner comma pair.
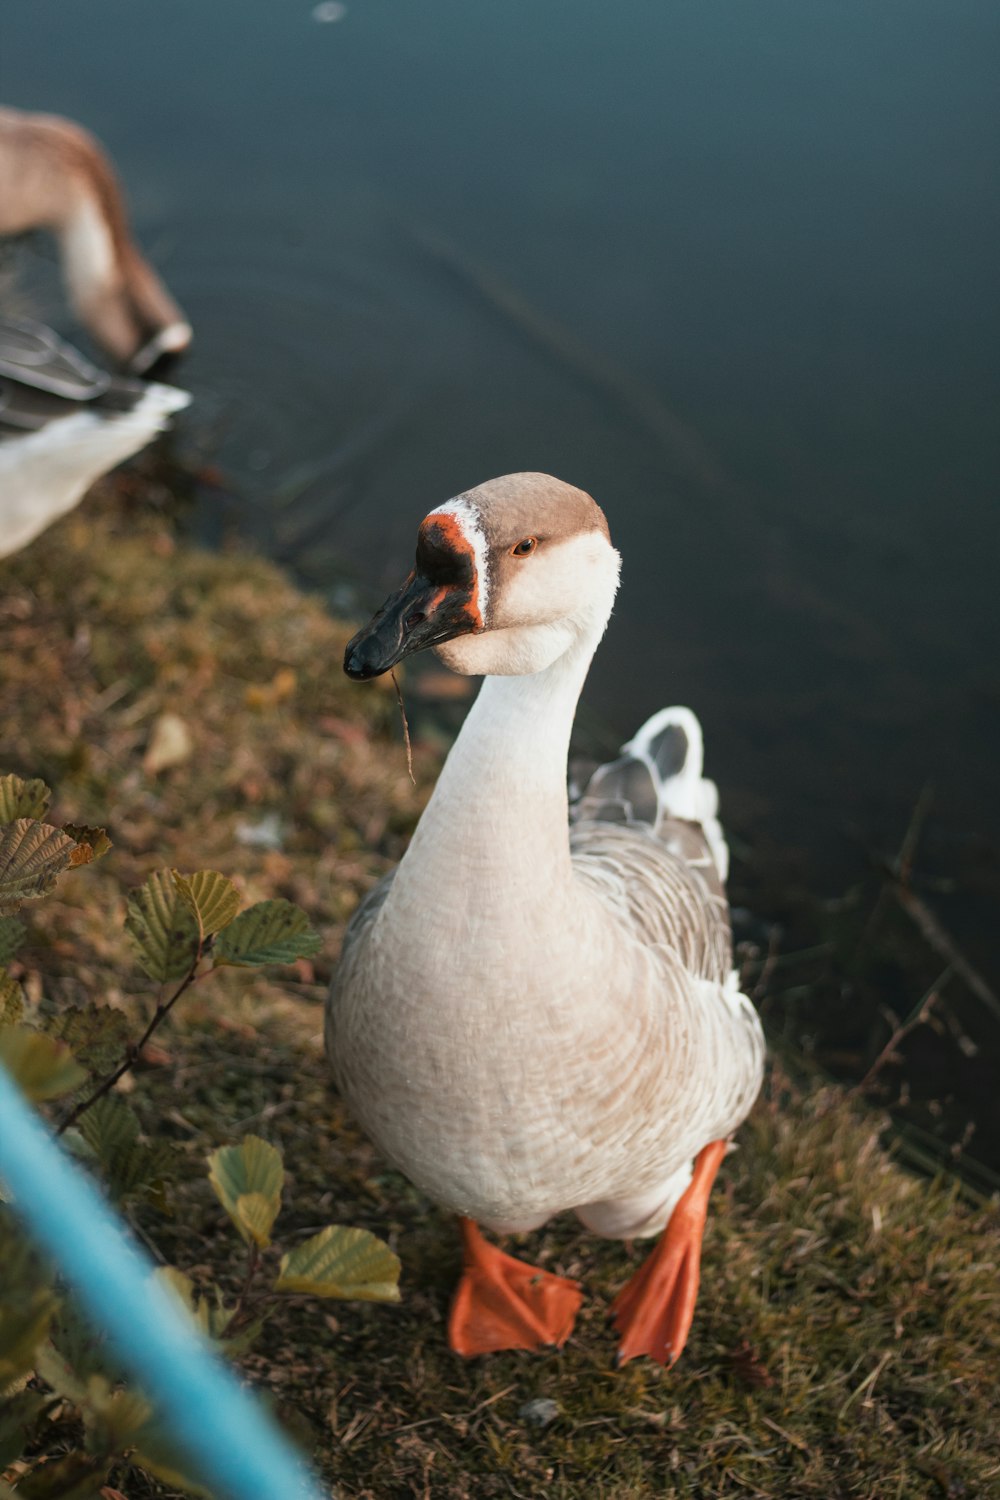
624,707 -> 728,882
574,706 -> 729,883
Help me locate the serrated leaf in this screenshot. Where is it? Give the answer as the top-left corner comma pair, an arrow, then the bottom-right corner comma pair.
153,1267 -> 259,1354
0,915 -> 26,964
74,1098 -> 154,1200
125,870 -> 200,982
0,1221 -> 58,1388
276,1225 -> 401,1303
172,869 -> 241,941
47,1298 -> 123,1392
62,825 -> 113,867
0,971 -> 24,1024
213,899 -> 322,968
76,1094 -> 140,1159
74,1097 -> 172,1202
0,775 -> 51,824
0,820 -> 77,916
207,1135 -> 284,1245
82,1374 -> 152,1457
0,1288 -> 58,1388
46,1005 -> 130,1077
0,1026 -> 87,1101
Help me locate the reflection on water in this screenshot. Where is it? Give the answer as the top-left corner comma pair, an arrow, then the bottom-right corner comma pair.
3,0 -> 999,1158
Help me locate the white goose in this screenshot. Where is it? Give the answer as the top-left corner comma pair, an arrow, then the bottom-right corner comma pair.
0,106 -> 191,373
326,473 -> 764,1365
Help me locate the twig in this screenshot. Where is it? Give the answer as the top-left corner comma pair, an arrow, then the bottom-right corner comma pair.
221,1241 -> 262,1339
896,781 -> 935,886
871,783 -> 1000,1024
849,966 -> 952,1098
390,669 -> 415,785
56,950 -> 205,1136
893,884 -> 1000,1023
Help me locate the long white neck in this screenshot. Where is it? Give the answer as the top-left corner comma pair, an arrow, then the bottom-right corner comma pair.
384,615 -> 607,941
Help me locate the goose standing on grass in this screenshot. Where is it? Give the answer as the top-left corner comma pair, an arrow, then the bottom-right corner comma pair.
0,315 -> 189,558
326,473 -> 765,1366
0,105 -> 191,373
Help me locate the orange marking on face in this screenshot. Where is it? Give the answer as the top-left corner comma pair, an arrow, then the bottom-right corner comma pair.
418,512 -> 484,630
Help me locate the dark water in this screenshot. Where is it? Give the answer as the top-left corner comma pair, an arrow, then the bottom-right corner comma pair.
4,1 -> 999,1165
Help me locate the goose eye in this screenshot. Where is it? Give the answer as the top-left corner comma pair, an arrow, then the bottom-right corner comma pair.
510,536 -> 537,558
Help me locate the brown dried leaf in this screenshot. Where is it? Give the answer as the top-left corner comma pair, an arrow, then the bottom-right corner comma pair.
0,820 -> 77,915
143,712 -> 193,776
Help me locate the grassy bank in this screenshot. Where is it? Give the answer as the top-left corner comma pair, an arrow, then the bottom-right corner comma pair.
2,476 -> 997,1499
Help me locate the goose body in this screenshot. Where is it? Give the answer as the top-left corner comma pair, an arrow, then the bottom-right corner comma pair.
0,106 -> 191,372
326,473 -> 765,1363
0,316 -> 189,558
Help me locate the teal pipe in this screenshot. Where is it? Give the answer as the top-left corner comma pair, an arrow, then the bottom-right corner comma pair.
0,1063 -> 327,1500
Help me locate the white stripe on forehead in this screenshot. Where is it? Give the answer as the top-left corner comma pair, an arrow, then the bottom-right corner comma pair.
427,495 -> 490,619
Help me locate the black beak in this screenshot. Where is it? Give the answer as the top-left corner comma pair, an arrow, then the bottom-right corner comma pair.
344,571 -> 479,680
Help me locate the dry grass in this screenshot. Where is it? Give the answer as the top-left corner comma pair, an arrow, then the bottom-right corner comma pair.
1,475 -> 997,1499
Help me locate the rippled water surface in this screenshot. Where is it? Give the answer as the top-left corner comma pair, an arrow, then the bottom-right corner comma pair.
4,0 -> 999,1150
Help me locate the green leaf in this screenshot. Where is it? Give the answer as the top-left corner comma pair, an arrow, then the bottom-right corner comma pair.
62,824 -> 113,866
47,1298 -> 123,1392
153,1267 -> 261,1355
0,1026 -> 87,1102
0,915 -> 26,964
233,1192 -> 280,1248
276,1225 -> 401,1303
46,1004 -> 130,1077
172,869 -> 241,940
0,775 -> 51,824
0,1219 -> 58,1388
207,1135 -> 284,1246
0,971 -> 25,1025
0,1285 -> 58,1388
81,1373 -> 152,1456
76,1092 -> 139,1158
125,869 -> 200,981
73,1096 -> 173,1203
155,1269 -> 224,1339
0,820 -> 77,916
214,899 -> 322,968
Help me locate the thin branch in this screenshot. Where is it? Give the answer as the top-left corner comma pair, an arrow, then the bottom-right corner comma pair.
868,782 -> 1000,1024
893,884 -> 1000,1023
56,951 -> 206,1136
221,1241 -> 262,1339
896,780 -> 935,886
849,966 -> 952,1098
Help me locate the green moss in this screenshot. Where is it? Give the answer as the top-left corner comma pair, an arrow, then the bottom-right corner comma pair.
1,481 -> 997,1499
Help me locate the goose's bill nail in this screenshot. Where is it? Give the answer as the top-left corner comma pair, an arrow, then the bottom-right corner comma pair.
343,572 -> 477,680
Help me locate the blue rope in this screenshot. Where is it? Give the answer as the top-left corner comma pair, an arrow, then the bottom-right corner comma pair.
0,1063 -> 327,1500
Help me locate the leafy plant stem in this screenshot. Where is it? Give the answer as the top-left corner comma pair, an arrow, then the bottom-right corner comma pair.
222,1240 -> 262,1339
55,949 -> 207,1137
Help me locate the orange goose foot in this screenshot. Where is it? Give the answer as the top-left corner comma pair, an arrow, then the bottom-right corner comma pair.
611,1139 -> 727,1368
448,1217 -> 583,1356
